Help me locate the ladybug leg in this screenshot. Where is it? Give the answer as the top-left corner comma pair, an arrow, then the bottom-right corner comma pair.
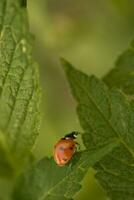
75,142 -> 80,151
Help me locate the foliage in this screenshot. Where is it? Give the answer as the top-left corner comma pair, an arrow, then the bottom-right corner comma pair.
0,0 -> 133,200
103,42 -> 134,95
13,142 -> 117,200
61,54 -> 134,200
0,0 -> 40,177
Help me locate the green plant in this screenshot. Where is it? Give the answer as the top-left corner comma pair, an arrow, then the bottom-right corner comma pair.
0,0 -> 133,200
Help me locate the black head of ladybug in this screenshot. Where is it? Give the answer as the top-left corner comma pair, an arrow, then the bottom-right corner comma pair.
63,131 -> 79,140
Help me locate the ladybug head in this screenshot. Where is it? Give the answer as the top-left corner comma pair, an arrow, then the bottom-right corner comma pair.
64,131 -> 79,140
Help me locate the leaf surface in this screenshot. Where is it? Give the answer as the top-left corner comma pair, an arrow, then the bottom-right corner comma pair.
62,59 -> 134,200
12,142 -> 117,200
0,0 -> 40,174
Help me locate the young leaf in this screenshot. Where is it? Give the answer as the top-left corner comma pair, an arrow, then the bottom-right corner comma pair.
103,42 -> 134,95
0,0 -> 40,170
61,59 -> 134,200
12,141 -> 118,200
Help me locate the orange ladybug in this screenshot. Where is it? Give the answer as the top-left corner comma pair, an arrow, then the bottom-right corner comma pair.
54,131 -> 79,166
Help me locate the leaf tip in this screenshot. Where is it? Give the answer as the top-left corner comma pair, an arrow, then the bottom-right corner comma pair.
60,57 -> 73,72
60,57 -> 70,70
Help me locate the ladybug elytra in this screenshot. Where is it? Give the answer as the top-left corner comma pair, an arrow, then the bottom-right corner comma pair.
54,131 -> 79,166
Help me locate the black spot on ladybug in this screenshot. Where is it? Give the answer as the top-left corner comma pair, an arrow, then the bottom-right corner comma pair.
69,146 -> 74,150
59,146 -> 65,151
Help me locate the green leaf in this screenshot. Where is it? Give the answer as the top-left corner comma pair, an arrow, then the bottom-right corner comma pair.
0,0 -> 40,173
12,141 -> 118,200
61,59 -> 134,200
103,42 -> 134,95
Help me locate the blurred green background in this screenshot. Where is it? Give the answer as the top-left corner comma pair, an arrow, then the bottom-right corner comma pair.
27,0 -> 134,199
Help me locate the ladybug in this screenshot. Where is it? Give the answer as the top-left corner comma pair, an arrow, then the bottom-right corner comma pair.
54,131 -> 80,166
